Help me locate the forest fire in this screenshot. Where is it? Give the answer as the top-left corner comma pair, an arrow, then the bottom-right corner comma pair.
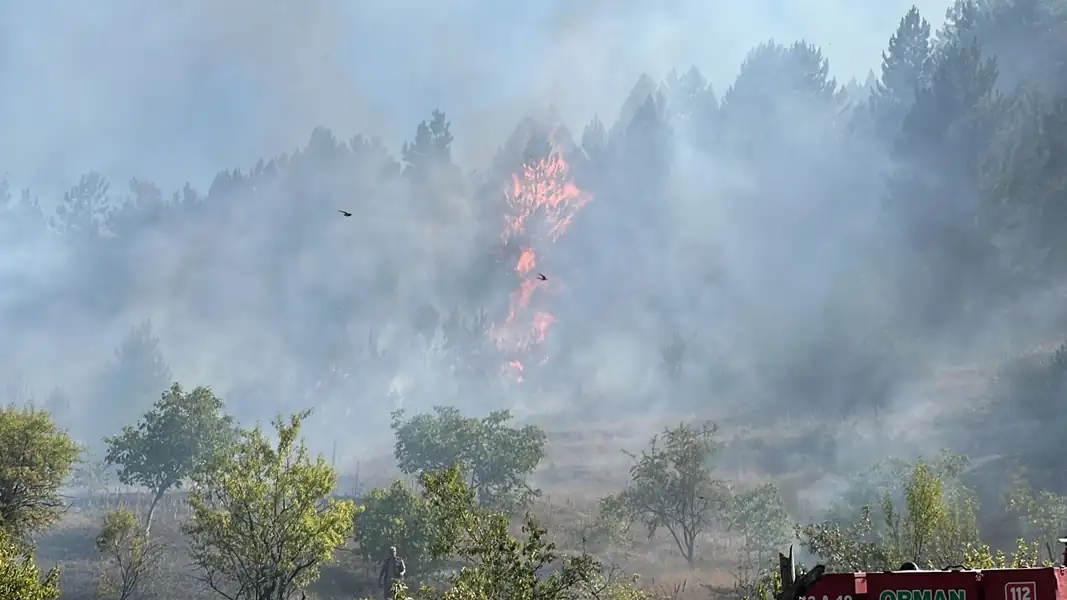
492,151 -> 591,382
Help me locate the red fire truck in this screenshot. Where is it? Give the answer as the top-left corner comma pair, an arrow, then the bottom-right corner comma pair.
804,567 -> 1067,600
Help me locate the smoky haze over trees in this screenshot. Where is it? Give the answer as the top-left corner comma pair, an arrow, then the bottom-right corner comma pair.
0,0 -> 1066,504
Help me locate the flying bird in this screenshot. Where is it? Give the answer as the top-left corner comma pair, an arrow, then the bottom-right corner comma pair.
338,210 -> 352,217
536,273 -> 547,281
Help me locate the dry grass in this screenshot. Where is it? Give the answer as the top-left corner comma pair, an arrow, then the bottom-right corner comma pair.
36,356 -> 1005,600
39,457 -> 760,600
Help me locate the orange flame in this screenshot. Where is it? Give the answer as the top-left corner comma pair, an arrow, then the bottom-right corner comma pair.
492,150 -> 591,381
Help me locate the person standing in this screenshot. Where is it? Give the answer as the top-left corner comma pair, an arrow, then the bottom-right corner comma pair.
379,546 -> 407,600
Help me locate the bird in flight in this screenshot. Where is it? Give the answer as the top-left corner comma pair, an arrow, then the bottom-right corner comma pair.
536,273 -> 547,281
338,210 -> 352,217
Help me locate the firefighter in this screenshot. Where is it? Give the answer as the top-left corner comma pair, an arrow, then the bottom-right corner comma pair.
379,545 -> 407,600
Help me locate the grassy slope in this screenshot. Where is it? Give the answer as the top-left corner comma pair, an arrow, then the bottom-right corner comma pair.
37,350 -> 1027,600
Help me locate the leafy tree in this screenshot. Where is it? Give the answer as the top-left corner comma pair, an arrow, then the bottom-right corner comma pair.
354,480 -> 438,576
964,538 -> 1044,569
1005,469 -> 1067,560
95,508 -> 165,600
564,494 -> 634,554
183,410 -> 357,600
391,406 -> 547,511
411,465 -> 650,600
104,382 -> 236,536
799,458 -> 979,571
0,528 -> 60,600
726,483 -> 793,592
823,451 -> 971,526
607,421 -> 729,566
0,405 -> 81,538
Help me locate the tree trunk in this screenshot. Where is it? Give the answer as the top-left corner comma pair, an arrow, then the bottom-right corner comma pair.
145,489 -> 165,538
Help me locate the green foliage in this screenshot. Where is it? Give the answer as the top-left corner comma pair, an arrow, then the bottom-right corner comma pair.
104,382 -> 236,535
0,404 -> 81,538
0,529 -> 60,600
726,483 -> 793,591
799,458 -> 979,571
50,171 -> 111,237
739,566 -> 782,600
609,421 -> 728,566
565,495 -> 634,553
983,344 -> 1067,491
69,450 -> 116,497
93,320 -> 173,441
412,465 -> 651,600
95,508 -> 165,600
964,538 -> 1044,569
824,451 -> 971,525
183,410 -> 358,600
868,6 -> 932,134
355,479 -> 438,575
391,406 -> 546,511
402,110 -> 455,184
1005,469 -> 1067,559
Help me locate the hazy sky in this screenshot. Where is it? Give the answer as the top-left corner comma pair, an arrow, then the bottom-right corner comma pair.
0,0 -> 953,198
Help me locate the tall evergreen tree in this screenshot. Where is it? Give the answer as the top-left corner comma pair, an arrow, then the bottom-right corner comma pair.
580,116 -> 609,168
51,171 -> 112,238
885,36 -> 1001,326
661,67 -> 717,127
611,74 -> 662,140
402,110 -> 457,186
869,6 -> 933,137
89,319 -> 172,444
402,110 -> 465,227
719,41 -> 839,159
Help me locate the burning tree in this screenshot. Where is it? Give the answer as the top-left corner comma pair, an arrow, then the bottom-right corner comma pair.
491,150 -> 591,383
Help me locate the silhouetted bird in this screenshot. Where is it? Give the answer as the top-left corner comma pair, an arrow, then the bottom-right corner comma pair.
536,273 -> 547,281
338,210 -> 352,217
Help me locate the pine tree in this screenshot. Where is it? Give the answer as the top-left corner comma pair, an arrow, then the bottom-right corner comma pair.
581,116 -> 608,167
661,67 -> 717,126
402,110 -> 456,186
401,110 -> 465,224
610,74 -> 661,140
884,36 -> 1001,326
719,41 -> 839,158
51,171 -> 112,238
869,6 -> 932,136
619,95 -> 673,204
89,320 -> 172,444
